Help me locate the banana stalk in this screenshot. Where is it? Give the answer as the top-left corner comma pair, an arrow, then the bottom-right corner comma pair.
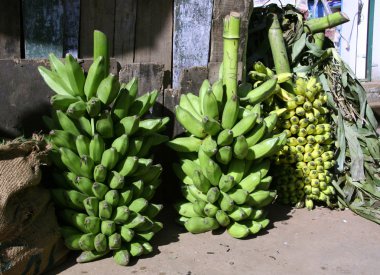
304,12 -> 350,34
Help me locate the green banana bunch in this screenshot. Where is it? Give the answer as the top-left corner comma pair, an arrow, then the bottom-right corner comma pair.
40,31 -> 169,265
169,70 -> 281,238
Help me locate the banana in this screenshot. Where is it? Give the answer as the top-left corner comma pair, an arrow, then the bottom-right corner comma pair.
192,170 -> 211,193
184,217 -> 219,233
112,86 -> 132,120
233,135 -> 249,159
228,206 -> 249,222
96,112 -> 114,138
108,233 -> 122,250
192,199 -> 207,217
238,171 -> 261,193
200,135 -> 218,157
56,110 -> 81,136
38,66 -> 74,96
118,156 -> 139,176
124,77 -> 139,100
202,87 -> 219,119
92,182 -> 110,199
59,147 -> 83,176
204,203 -> 219,217
99,200 -> 113,219
89,134 -> 105,163
51,94 -> 79,111
217,129 -> 234,146
218,174 -> 235,193
127,136 -> 144,156
65,53 -> 85,98
127,242 -> 144,257
231,113 -> 257,137
227,222 -> 250,239
51,188 -> 87,210
215,146 -> 232,165
175,106 -> 206,138
198,149 -> 222,185
113,249 -> 130,266
128,92 -> 152,117
202,116 -> 222,136
228,188 -> 249,205
124,213 -> 146,229
105,190 -> 120,207
241,77 -> 278,105
248,190 -> 276,208
219,191 -> 235,212
49,130 -> 77,152
75,176 -> 95,196
79,233 -> 96,251
246,136 -> 279,160
186,93 -> 202,115
76,116 -> 93,136
76,135 -> 90,157
137,118 -> 164,135
83,197 -> 99,216
86,97 -> 102,117
212,79 -> 224,112
179,94 -> 202,120
101,220 -> 116,236
97,73 -> 120,105
143,203 -> 163,219
100,148 -> 119,170
215,210 -> 230,227
263,113 -> 278,133
129,198 -> 148,213
111,134 -> 129,156
206,187 -> 220,204
198,79 -> 211,113
84,56 -> 105,99
227,158 -> 245,183
166,136 -> 202,152
76,250 -> 109,263
221,93 -> 239,130
48,53 -> 71,88
175,202 -> 198,218
245,122 -> 267,147
58,209 -> 88,233
116,115 -> 139,136
119,190 -> 134,206
63,234 -> 82,250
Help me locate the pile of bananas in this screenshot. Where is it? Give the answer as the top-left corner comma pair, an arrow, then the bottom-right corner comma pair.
38,47 -> 168,265
247,63 -> 336,209
168,78 -> 286,239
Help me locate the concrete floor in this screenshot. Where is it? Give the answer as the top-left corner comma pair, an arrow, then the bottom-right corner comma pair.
48,204 -> 380,275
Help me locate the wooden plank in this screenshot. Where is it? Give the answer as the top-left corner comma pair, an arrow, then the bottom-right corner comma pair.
114,0 -> 137,66
134,0 -> 173,72
22,0 -> 64,58
163,88 -> 181,138
179,66 -> 209,96
0,0 -> 21,58
62,0 -> 80,57
173,0 -> 213,89
79,0 -> 116,58
209,0 -> 252,63
208,61 -> 243,84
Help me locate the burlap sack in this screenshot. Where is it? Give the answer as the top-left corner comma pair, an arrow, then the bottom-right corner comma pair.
0,138 -> 68,275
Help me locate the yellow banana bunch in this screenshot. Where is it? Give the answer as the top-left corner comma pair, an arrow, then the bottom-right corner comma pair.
39,31 -> 168,266
169,70 -> 282,238
270,76 -> 336,209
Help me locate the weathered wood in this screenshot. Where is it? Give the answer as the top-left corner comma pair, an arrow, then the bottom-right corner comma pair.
179,67 -> 209,95
114,0 -> 137,66
163,88 -> 182,138
0,0 -> 21,58
209,0 -> 252,64
62,0 -> 80,57
173,0 -> 213,89
119,63 -> 165,116
0,58 -> 118,138
22,0 -> 64,58
134,0 -> 173,72
79,0 -> 116,58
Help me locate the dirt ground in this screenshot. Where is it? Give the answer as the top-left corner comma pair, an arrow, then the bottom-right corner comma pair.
48,205 -> 380,275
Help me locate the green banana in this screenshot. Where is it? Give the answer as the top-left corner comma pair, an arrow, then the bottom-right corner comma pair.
227,222 -> 250,239
113,85 -> 133,120
200,135 -> 218,157
38,66 -> 74,96
198,79 -> 211,113
241,77 -> 278,105
59,147 -> 83,176
111,134 -> 129,156
84,56 -> 105,99
192,199 -> 207,217
221,94 -> 239,130
48,53 -> 70,88
86,97 -> 102,117
101,148 -> 119,170
89,134 -> 105,163
206,187 -> 220,204
175,106 -> 206,138
94,233 -> 108,253
63,234 -> 82,250
76,116 -> 93,136
120,226 -> 135,242
238,171 -> 261,193
218,174 -> 235,193
97,73 -> 120,105
117,115 -> 140,136
202,87 -> 219,119
117,156 -> 139,176
217,129 -> 234,146
118,189 -> 134,206
175,202 -> 198,218
83,197 -> 99,217
99,200 -> 113,219
66,100 -> 87,119
245,122 -> 267,147
124,77 -> 138,100
113,206 -> 130,223
231,112 -> 257,137
49,130 -> 77,152
101,220 -> 116,236
65,53 -> 85,98
105,190 -> 120,207
128,92 -> 151,117
129,198 -> 148,213
212,79 -> 224,112
204,203 -> 219,217
143,203 -> 163,218
92,182 -> 109,199
76,135 -> 90,157
56,110 -> 81,136
79,233 -> 96,251
93,164 -> 107,183
219,191 -> 235,212
228,188 -> 249,205
108,171 -> 125,189
192,170 -> 211,193
198,150 -> 222,185
184,217 -> 219,233
246,136 -> 279,160
202,116 -> 222,136
127,242 -> 144,257
76,250 -> 109,263
228,206 -> 249,222
216,146 -> 232,165
75,176 -> 95,196
179,94 -> 202,120
233,135 -> 249,159
215,210 -> 230,227
248,190 -> 276,208
50,188 -> 87,211
96,112 -> 114,138
108,233 -> 122,250
263,113 -> 278,133
51,94 -> 78,111
227,158 -> 245,183
113,249 -> 130,266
